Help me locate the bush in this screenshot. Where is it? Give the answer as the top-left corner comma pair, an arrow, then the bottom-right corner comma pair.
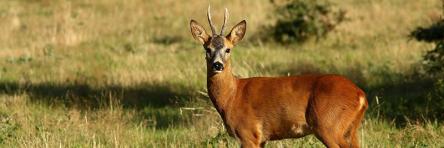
409,5 -> 444,120
410,19 -> 444,76
423,41 -> 444,75
266,0 -> 345,44
410,19 -> 444,43
427,79 -> 444,119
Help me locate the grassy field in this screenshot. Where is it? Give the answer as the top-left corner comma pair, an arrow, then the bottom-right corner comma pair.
0,0 -> 443,147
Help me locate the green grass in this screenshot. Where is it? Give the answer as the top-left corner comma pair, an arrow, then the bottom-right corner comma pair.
0,0 -> 443,147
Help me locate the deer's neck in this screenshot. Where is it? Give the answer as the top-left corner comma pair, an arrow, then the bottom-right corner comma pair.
207,62 -> 238,113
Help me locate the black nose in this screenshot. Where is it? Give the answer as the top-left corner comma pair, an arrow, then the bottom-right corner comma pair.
212,62 -> 224,71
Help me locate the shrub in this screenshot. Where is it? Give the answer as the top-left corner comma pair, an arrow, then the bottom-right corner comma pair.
266,0 -> 345,44
427,79 -> 444,119
410,19 -> 444,43
422,41 -> 444,75
409,4 -> 444,120
410,19 -> 444,76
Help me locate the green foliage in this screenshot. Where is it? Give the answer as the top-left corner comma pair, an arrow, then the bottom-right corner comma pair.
202,132 -> 232,147
410,19 -> 444,43
267,0 -> 345,44
410,19 -> 444,75
6,55 -> 33,64
0,112 -> 19,144
427,79 -> 444,119
423,41 -> 444,75
0,0 -> 443,147
409,7 -> 444,120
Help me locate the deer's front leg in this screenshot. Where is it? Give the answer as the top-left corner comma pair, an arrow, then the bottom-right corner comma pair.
236,124 -> 264,148
239,134 -> 264,148
240,140 -> 261,148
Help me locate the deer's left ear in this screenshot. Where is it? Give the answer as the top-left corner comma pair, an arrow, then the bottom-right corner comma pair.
227,20 -> 246,45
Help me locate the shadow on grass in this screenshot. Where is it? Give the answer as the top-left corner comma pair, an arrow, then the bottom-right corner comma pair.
365,78 -> 439,125
0,81 -> 198,129
0,82 -> 199,128
0,81 -> 194,109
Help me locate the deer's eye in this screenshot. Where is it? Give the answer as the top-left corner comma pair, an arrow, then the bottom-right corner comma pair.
226,48 -> 231,53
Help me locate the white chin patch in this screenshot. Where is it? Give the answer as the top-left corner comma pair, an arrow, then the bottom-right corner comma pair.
213,70 -> 222,73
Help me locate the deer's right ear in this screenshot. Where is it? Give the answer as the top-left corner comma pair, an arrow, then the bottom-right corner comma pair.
190,20 -> 210,44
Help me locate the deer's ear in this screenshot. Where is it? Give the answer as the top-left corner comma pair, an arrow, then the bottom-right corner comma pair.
190,20 -> 210,44
227,20 -> 246,45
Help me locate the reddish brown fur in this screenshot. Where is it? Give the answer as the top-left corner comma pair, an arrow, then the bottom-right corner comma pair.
207,63 -> 368,148
191,13 -> 368,148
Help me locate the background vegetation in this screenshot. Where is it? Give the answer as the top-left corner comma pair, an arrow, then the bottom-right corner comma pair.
261,0 -> 346,43
0,0 -> 443,147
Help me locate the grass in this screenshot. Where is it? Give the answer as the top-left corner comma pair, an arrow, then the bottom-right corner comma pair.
0,0 -> 443,147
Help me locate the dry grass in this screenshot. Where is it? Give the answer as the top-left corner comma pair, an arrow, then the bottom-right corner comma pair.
0,0 -> 443,147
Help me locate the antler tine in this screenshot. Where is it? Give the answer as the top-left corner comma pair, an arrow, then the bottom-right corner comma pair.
220,8 -> 229,35
207,5 -> 217,35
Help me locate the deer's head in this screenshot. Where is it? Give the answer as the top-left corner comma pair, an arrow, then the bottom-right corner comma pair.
190,6 -> 246,74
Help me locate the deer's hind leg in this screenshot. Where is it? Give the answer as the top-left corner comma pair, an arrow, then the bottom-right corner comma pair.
313,121 -> 351,148
308,99 -> 360,147
348,97 -> 368,148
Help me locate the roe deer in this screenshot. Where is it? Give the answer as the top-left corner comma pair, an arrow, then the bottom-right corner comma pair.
189,6 -> 368,148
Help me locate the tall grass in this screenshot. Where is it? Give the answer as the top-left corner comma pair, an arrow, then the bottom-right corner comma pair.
0,0 -> 443,147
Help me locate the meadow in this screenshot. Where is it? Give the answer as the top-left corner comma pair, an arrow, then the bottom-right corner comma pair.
0,0 -> 443,147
